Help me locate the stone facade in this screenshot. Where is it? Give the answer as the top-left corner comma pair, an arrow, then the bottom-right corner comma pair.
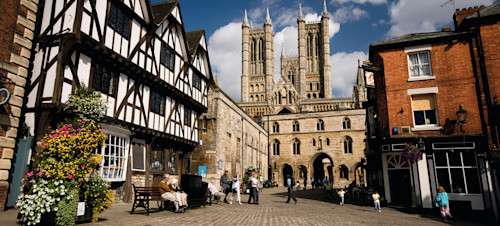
0,0 -> 39,210
238,3 -> 368,188
191,85 -> 268,184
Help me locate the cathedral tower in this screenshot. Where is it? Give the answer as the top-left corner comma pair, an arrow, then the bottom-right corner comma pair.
241,8 -> 274,103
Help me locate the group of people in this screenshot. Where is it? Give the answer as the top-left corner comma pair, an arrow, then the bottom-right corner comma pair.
158,173 -> 189,213
207,170 -> 260,205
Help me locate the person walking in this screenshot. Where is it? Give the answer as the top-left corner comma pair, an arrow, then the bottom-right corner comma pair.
372,190 -> 381,213
311,178 -> 315,190
435,186 -> 455,223
220,170 -> 229,203
247,172 -> 259,204
285,174 -> 297,204
338,188 -> 346,206
303,178 -> 307,191
230,173 -> 242,205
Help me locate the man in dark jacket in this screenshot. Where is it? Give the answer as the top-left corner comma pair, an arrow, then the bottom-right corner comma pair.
220,170 -> 229,203
285,174 -> 297,204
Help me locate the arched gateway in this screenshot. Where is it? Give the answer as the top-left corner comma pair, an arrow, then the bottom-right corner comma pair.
282,164 -> 293,186
310,152 -> 334,185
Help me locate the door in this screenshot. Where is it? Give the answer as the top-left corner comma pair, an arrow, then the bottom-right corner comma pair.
7,135 -> 32,207
388,169 -> 411,206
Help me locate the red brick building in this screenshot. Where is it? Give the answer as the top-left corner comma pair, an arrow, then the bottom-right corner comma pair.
0,0 -> 39,210
366,2 -> 499,222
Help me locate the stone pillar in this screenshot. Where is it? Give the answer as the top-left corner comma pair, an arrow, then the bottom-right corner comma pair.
321,15 -> 332,98
241,21 -> 249,102
0,0 -> 39,210
264,23 -> 274,101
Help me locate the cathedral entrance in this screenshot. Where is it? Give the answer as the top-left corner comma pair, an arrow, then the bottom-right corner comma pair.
312,153 -> 334,185
282,164 -> 293,186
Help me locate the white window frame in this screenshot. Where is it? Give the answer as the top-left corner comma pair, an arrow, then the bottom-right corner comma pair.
405,45 -> 434,80
131,139 -> 146,172
98,125 -> 131,182
433,150 -> 481,194
409,91 -> 442,130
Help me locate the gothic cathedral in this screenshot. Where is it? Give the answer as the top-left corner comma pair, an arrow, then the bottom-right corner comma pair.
238,2 -> 369,188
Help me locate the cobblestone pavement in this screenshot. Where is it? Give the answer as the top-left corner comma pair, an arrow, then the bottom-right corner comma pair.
87,187 -> 485,226
0,187 -> 488,225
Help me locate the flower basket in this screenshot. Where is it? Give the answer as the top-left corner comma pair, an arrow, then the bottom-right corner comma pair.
401,143 -> 422,163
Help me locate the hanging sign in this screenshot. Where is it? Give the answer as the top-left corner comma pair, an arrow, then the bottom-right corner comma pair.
0,88 -> 11,105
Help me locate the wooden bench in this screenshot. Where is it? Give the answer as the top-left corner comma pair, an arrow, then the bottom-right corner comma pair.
131,184 -> 174,215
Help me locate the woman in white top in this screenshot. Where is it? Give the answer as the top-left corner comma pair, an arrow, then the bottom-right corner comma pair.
230,173 -> 242,205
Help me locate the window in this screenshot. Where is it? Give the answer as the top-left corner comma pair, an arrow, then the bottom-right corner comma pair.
131,140 -> 145,172
412,94 -> 438,126
343,136 -> 353,154
184,109 -> 191,126
272,140 -> 280,156
309,83 -> 313,91
288,92 -> 292,104
150,149 -> 165,172
292,139 -> 300,155
312,139 -> 316,146
92,63 -> 118,96
293,121 -> 300,132
339,165 -> 349,180
161,45 -> 175,71
108,2 -> 131,39
317,119 -> 324,131
408,52 -> 431,77
326,138 -> 330,146
201,116 -> 208,133
250,85 -> 254,92
343,118 -> 351,130
150,90 -> 165,115
97,134 -> 129,181
193,73 -> 202,90
273,122 -> 279,133
434,150 -> 480,194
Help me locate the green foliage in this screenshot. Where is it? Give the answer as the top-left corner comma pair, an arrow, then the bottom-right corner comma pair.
55,188 -> 79,226
82,174 -> 114,223
64,84 -> 107,121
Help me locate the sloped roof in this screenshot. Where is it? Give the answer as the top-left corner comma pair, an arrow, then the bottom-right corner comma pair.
465,1 -> 500,19
370,31 -> 471,48
185,30 -> 205,55
151,1 -> 177,24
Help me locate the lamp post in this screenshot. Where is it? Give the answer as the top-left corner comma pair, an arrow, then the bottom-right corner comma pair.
456,105 -> 467,133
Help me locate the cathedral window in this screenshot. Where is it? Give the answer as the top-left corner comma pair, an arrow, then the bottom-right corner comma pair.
317,120 -> 324,131
339,165 -> 349,180
261,95 -> 264,101
312,139 -> 316,146
108,2 -> 131,39
326,138 -> 330,146
250,85 -> 254,92
150,90 -> 165,115
259,38 -> 263,61
309,83 -> 313,91
288,92 -> 292,104
313,93 -> 317,99
343,118 -> 351,129
278,93 -> 282,104
272,140 -> 280,156
273,122 -> 279,133
293,121 -> 300,132
316,83 -> 319,91
160,45 -> 175,71
91,62 -> 118,96
307,94 -> 311,99
343,136 -> 353,154
292,139 -> 301,155
315,34 -> 319,57
250,95 -> 254,102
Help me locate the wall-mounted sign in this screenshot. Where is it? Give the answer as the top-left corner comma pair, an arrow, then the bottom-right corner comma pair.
218,161 -> 222,170
198,165 -> 207,178
365,71 -> 375,88
0,88 -> 11,105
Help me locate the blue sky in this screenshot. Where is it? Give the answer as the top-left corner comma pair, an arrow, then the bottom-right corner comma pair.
152,0 -> 496,101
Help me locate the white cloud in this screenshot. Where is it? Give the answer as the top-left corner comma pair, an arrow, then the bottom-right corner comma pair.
207,22 -> 242,101
333,5 -> 369,23
330,0 -> 387,4
387,0 -> 494,38
330,51 -> 368,97
303,13 -> 340,38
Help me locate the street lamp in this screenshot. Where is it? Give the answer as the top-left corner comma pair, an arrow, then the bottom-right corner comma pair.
456,105 -> 467,133
417,138 -> 425,150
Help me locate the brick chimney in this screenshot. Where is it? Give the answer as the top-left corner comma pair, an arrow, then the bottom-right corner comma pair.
454,6 -> 485,30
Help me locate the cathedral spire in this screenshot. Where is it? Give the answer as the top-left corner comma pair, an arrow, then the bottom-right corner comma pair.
356,59 -> 364,87
298,3 -> 304,21
265,8 -> 272,25
214,70 -> 220,87
322,0 -> 329,17
243,9 -> 249,27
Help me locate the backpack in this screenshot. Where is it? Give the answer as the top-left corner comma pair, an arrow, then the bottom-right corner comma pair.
291,178 -> 296,186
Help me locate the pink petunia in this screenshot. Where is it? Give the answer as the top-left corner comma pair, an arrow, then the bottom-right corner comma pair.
81,165 -> 85,169
39,154 -> 43,157
27,171 -> 33,177
29,179 -> 35,183
68,175 -> 74,179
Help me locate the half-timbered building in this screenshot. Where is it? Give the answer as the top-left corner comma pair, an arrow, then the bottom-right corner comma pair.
25,0 -> 212,202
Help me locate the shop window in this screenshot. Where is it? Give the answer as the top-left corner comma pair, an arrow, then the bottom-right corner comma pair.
434,150 -> 480,194
97,134 -> 129,181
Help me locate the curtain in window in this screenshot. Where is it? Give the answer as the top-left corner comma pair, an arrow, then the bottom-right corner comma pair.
409,52 -> 430,76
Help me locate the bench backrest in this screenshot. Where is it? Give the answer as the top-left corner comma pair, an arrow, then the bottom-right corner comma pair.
133,184 -> 162,199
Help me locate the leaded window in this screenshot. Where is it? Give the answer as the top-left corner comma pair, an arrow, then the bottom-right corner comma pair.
161,45 -> 175,71
108,2 -> 131,39
184,109 -> 191,126
193,73 -> 202,90
92,63 -> 118,96
150,90 -> 165,115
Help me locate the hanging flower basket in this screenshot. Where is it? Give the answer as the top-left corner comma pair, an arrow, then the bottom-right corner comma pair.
401,143 -> 422,163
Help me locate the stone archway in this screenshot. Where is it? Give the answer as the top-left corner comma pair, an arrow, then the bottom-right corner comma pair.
298,165 -> 307,181
282,164 -> 293,187
310,152 -> 334,186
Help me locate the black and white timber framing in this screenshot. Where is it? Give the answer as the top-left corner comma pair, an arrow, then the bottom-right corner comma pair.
24,0 -> 213,196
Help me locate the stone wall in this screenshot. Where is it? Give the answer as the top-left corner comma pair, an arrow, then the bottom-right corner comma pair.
0,0 -> 38,210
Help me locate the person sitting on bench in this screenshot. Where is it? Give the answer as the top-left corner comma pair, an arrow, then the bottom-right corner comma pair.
170,178 -> 188,210
207,180 -> 226,203
159,173 -> 182,212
